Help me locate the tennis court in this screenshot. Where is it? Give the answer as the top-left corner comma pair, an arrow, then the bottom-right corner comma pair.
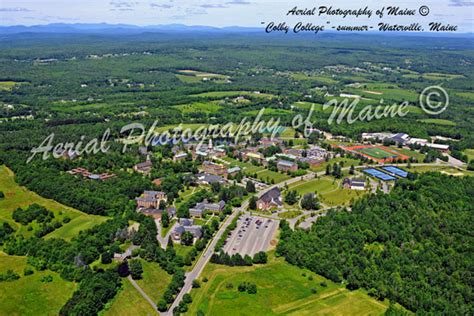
363,168 -> 396,181
381,166 -> 408,178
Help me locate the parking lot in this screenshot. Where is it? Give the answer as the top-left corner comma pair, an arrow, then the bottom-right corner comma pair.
223,215 -> 279,256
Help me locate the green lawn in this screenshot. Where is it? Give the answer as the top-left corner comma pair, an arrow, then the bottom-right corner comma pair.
278,210 -> 302,219
256,170 -> 291,184
0,165 -> 107,240
103,278 -> 157,316
289,177 -> 337,196
135,260 -> 172,302
389,147 -> 425,162
418,119 -> 457,126
321,188 -> 365,207
186,253 -> 389,316
311,157 -> 361,173
0,252 -> 76,315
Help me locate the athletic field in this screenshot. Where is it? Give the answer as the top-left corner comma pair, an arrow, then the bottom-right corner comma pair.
356,147 -> 396,159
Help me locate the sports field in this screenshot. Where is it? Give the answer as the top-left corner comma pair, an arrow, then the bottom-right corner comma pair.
344,145 -> 409,163
357,147 -> 396,159
186,253 -> 390,315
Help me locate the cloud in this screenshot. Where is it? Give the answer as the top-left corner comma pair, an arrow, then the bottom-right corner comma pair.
109,1 -> 138,9
0,7 -> 32,12
449,0 -> 474,6
150,3 -> 173,9
226,0 -> 251,4
200,4 -> 228,9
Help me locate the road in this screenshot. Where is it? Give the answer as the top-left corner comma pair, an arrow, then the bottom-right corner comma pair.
155,219 -> 177,249
165,200 -> 249,315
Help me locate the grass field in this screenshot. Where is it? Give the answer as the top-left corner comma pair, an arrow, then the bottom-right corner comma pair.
388,147 -> 425,162
418,118 -> 457,126
103,278 -> 157,316
0,252 -> 76,315
0,165 -> 107,240
288,177 -> 337,196
321,188 -> 365,207
186,253 -> 389,316
135,260 -> 172,302
311,157 -> 361,173
0,81 -> 20,91
463,149 -> 474,162
407,165 -> 474,176
278,210 -> 302,219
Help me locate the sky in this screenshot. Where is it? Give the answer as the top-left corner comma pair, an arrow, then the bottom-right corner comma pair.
0,0 -> 473,32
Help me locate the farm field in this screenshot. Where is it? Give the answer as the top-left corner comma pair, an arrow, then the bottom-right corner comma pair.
185,253 -> 390,316
0,165 -> 107,240
456,91 -> 474,102
418,118 -> 457,126
291,73 -> 338,84
0,252 -> 76,315
463,149 -> 474,161
0,81 -> 20,91
173,101 -> 222,114
191,91 -> 274,99
104,278 -> 157,316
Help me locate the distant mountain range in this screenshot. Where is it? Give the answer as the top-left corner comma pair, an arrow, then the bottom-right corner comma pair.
0,23 -> 471,38
0,23 -> 262,35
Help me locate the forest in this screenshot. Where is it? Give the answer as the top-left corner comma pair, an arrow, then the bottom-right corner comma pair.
277,173 -> 474,314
